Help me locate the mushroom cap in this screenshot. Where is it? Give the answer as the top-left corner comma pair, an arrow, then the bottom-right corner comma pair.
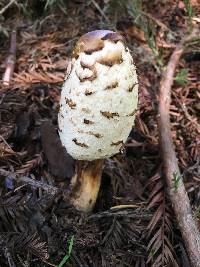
58,30 -> 138,160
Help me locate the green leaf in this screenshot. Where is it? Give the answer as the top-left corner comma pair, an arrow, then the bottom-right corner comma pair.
58,235 -> 74,267
174,69 -> 189,86
172,172 -> 181,192
183,0 -> 194,32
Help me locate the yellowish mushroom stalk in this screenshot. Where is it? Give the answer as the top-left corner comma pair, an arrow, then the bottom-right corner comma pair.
58,30 -> 138,212
70,160 -> 103,212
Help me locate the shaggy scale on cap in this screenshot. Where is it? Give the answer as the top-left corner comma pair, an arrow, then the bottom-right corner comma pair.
58,30 -> 138,160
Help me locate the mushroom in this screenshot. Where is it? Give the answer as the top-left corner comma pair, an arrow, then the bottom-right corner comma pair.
58,30 -> 138,212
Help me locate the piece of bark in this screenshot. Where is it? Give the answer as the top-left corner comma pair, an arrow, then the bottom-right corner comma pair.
15,112 -> 30,139
41,121 -> 75,180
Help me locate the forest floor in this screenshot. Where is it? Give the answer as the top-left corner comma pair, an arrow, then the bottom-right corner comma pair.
0,1 -> 200,266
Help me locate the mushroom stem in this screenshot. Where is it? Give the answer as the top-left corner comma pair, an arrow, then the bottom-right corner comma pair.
70,159 -> 103,212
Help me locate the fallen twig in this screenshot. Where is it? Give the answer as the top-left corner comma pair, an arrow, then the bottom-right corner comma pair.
91,0 -> 109,22
158,29 -> 200,267
3,30 -> 17,86
0,0 -> 16,15
89,208 -> 152,220
141,10 -> 176,35
0,168 -> 59,195
180,102 -> 200,133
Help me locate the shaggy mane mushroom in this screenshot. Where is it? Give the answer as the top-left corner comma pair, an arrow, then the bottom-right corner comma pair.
58,30 -> 138,212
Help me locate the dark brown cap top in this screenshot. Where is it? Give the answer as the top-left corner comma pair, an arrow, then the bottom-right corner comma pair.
73,30 -> 124,58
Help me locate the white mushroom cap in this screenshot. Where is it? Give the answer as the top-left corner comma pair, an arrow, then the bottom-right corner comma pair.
58,30 -> 138,161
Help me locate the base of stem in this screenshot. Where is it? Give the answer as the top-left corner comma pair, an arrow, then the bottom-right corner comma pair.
70,159 -> 103,212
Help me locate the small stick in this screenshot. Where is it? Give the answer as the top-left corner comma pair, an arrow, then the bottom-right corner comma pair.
180,102 -> 200,133
0,0 -> 16,15
3,30 -> 17,86
0,168 -> 59,195
141,10 -> 176,34
158,29 -> 200,267
91,0 -> 109,22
